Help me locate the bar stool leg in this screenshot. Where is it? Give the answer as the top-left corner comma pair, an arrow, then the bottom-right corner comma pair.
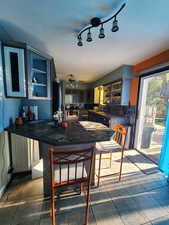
109,152 -> 112,168
119,149 -> 124,182
97,153 -> 102,188
50,187 -> 56,225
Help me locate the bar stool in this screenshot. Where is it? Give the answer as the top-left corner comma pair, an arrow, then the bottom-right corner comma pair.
49,145 -> 95,225
96,123 -> 128,187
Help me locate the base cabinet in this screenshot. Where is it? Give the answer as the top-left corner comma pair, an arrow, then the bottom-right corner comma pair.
11,134 -> 40,173
0,131 -> 11,197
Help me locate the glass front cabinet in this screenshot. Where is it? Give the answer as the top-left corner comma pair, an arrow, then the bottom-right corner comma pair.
3,44 -> 51,100
28,51 -> 51,100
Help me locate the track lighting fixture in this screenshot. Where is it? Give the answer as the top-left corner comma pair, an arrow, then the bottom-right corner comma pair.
77,3 -> 126,46
99,24 -> 105,39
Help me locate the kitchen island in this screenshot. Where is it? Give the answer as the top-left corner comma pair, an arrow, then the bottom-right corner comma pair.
7,120 -> 114,196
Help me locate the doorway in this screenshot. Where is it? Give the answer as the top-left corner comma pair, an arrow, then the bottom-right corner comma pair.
135,71 -> 169,163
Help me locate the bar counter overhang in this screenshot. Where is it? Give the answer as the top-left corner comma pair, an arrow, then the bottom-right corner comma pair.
7,120 -> 114,196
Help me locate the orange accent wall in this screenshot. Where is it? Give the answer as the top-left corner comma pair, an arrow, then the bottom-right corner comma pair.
130,77 -> 139,106
133,49 -> 169,74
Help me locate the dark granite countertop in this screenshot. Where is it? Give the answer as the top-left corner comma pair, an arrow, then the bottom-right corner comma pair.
7,120 -> 114,146
88,110 -> 126,120
88,110 -> 112,119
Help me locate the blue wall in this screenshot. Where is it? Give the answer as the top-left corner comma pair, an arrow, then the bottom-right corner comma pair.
21,99 -> 52,120
3,98 -> 21,128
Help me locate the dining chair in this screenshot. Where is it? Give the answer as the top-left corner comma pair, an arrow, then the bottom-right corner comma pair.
96,123 -> 128,187
49,145 -> 95,225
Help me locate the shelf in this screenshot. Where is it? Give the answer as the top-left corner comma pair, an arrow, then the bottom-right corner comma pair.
111,88 -> 121,93
112,81 -> 122,86
32,68 -> 47,74
112,96 -> 121,98
32,82 -> 47,87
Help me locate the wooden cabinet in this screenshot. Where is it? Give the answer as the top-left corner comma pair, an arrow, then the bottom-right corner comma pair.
3,46 -> 26,97
102,78 -> 132,105
28,51 -> 51,100
103,83 -> 112,104
93,66 -> 133,106
94,86 -> 104,104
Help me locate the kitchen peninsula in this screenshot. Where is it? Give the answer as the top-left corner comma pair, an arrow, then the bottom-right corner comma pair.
7,120 -> 114,196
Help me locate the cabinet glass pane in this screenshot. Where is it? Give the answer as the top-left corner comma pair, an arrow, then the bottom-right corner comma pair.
33,58 -> 47,72
10,52 -> 20,92
31,53 -> 49,98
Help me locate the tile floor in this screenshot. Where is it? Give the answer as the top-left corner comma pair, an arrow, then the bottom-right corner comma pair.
0,149 -> 169,225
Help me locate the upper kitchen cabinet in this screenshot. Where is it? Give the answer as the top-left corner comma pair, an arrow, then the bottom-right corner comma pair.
93,65 -> 133,106
94,86 -> 104,104
3,46 -> 26,98
27,51 -> 51,100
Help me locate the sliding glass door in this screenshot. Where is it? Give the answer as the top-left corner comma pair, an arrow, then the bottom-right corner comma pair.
135,71 -> 169,163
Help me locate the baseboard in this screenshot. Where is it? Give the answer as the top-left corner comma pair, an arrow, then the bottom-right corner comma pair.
12,170 -> 31,178
0,174 -> 12,198
0,185 -> 6,198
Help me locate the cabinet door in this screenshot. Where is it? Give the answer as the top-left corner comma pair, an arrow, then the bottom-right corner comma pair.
28,52 -> 51,99
4,46 -> 26,97
11,134 -> 31,172
0,41 -> 4,131
11,134 -> 41,173
94,87 -> 100,104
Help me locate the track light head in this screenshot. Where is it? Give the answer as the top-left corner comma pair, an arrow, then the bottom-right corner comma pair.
111,17 -> 119,32
77,36 -> 83,46
99,24 -> 105,39
86,29 -> 92,42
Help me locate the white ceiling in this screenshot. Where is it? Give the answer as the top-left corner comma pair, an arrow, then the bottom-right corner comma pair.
0,0 -> 169,82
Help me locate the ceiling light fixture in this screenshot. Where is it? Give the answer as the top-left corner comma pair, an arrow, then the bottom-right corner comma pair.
66,74 -> 79,89
77,3 -> 126,46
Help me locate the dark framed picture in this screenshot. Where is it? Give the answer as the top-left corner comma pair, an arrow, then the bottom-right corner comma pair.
4,46 -> 26,98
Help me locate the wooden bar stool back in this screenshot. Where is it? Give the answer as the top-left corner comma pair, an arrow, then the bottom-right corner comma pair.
96,123 -> 128,187
49,146 -> 95,225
